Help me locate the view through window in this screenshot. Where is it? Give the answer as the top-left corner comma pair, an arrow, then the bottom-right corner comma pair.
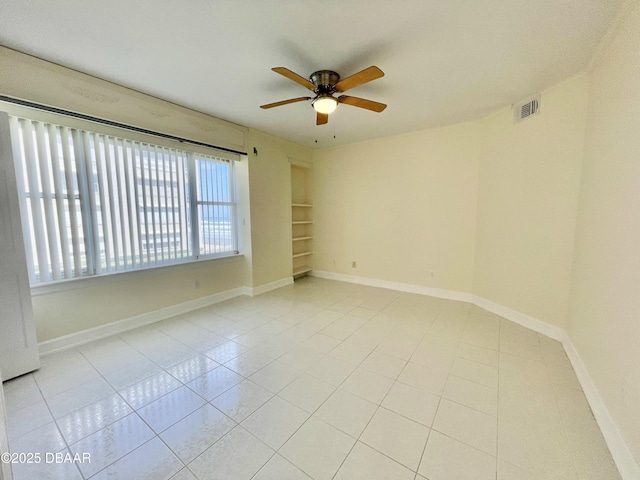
9,116 -> 239,285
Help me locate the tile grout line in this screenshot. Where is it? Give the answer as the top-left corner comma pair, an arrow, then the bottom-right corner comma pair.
29,364 -> 86,480
187,293 -> 366,479
329,301 -> 442,479
73,348 -> 189,479
240,294 -> 393,479
74,335 -> 291,478
541,333 -> 583,479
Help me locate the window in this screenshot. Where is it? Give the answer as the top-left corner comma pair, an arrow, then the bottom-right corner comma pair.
193,156 -> 237,257
8,115 -> 239,285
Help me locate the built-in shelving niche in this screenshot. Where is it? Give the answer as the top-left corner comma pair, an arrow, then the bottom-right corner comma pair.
291,162 -> 312,278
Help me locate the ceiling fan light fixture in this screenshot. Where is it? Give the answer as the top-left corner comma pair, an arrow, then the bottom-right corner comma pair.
312,95 -> 338,114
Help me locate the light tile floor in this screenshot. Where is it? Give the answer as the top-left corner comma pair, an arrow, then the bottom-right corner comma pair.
2,277 -> 621,480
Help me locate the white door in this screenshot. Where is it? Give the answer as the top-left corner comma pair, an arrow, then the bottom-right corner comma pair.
0,373 -> 13,480
0,111 -> 40,380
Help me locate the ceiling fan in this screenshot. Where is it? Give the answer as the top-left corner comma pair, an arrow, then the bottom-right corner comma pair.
260,66 -> 387,125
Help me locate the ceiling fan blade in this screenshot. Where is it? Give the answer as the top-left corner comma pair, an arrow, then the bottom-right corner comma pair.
272,67 -> 316,91
334,66 -> 384,93
260,97 -> 311,109
316,112 -> 328,125
338,95 -> 387,112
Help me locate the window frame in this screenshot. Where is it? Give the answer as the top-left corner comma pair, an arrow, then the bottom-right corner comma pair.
190,153 -> 239,259
6,107 -> 243,290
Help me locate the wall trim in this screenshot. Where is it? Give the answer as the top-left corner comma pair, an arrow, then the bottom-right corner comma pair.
38,276 -> 295,356
38,286 -> 246,356
244,277 -> 294,297
470,294 -> 564,341
310,269 -> 638,478
562,334 -> 640,480
310,270 -> 473,303
311,270 -> 563,339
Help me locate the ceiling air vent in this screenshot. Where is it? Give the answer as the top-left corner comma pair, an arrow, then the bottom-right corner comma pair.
513,94 -> 541,124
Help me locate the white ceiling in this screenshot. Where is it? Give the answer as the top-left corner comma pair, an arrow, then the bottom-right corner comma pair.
0,0 -> 622,149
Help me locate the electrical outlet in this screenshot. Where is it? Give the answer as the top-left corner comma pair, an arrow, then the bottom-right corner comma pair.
430,271 -> 435,278
352,261 -> 356,268
195,279 -> 200,289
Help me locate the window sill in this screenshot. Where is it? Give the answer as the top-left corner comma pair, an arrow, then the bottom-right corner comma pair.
30,253 -> 245,296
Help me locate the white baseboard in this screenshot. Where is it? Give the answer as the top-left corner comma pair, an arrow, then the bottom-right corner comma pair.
244,277 -> 294,297
311,270 -> 563,339
38,286 -> 246,356
310,269 -> 638,478
310,270 -> 473,303
470,295 -> 564,341
562,334 -> 640,480
38,276 -> 295,356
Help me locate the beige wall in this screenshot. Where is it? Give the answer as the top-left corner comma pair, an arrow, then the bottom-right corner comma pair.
246,129 -> 312,287
33,257 -> 247,341
311,74 -> 587,324
474,75 -> 588,328
312,124 -> 481,293
567,1 -> 640,463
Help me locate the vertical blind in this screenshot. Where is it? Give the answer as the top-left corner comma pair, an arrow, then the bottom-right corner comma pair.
9,116 -> 238,285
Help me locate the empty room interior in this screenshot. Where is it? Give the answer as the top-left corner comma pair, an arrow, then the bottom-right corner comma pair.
1,1 -> 639,479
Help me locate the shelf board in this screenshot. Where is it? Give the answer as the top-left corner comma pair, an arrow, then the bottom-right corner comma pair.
292,236 -> 313,242
292,204 -> 312,208
292,221 -> 312,225
293,266 -> 313,276
292,251 -> 313,258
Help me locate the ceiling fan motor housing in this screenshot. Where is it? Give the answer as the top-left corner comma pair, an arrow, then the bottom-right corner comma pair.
310,70 -> 340,93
